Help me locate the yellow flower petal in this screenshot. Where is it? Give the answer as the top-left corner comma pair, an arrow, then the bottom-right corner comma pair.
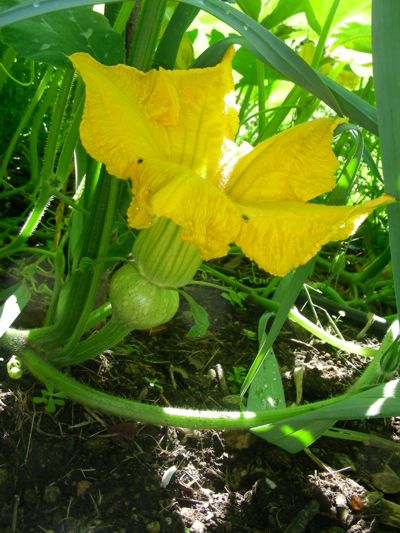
127,159 -> 241,259
70,48 -> 237,179
70,53 -> 167,178
236,194 -> 394,277
224,118 -> 346,204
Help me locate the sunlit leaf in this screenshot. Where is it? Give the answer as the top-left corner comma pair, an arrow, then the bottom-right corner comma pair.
0,2 -> 124,67
236,0 -> 261,21
332,22 -> 372,53
252,379 -> 400,453
261,0 -> 308,30
247,348 -> 286,411
309,0 -> 371,32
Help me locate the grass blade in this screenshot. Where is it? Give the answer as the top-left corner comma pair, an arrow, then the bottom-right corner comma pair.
372,0 -> 400,318
0,283 -> 31,337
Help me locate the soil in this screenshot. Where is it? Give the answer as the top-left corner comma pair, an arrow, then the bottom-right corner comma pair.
1,285 -> 400,533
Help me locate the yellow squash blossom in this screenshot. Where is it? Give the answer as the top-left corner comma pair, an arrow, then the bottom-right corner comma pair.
70,50 -> 393,277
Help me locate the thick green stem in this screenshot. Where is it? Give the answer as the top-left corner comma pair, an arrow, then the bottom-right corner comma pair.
28,76 -> 60,187
54,316 -> 132,366
20,347 -> 348,430
46,171 -> 121,350
38,68 -> 75,192
0,185 -> 54,259
54,81 -> 84,186
128,0 -> 168,69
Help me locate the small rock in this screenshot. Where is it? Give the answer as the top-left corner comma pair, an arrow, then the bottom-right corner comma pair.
335,493 -> 347,508
190,520 -> 205,533
77,479 -> 92,497
180,507 -> 194,519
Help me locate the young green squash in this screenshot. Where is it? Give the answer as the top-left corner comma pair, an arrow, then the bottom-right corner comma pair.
109,263 -> 179,330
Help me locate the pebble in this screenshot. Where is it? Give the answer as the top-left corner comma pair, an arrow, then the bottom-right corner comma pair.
190,520 -> 205,533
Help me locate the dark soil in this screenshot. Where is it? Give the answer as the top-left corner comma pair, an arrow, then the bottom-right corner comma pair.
1,286 -> 400,532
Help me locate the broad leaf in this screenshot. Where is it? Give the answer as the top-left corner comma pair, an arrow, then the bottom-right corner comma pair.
0,2 -> 124,67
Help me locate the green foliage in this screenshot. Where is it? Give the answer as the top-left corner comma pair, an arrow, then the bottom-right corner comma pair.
0,4 -> 124,67
236,0 -> 261,21
32,380 -> 66,413
227,366 -> 247,394
0,0 -> 399,453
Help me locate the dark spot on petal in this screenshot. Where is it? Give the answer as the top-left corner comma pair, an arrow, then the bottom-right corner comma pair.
242,214 -> 250,222
137,158 -> 143,163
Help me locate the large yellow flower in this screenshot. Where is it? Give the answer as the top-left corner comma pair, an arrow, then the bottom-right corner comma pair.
70,50 -> 393,277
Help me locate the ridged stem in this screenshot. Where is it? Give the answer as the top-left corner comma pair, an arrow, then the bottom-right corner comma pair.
53,315 -> 132,367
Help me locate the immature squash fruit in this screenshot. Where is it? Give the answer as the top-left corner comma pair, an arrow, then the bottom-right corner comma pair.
109,263 -> 179,330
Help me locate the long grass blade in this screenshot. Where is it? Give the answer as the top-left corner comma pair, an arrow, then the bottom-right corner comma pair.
372,0 -> 400,319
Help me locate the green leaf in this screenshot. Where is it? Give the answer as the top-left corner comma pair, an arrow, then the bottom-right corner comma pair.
233,46 -> 283,85
236,0 -> 261,21
262,0 -> 307,30
0,283 -> 31,337
332,22 -> 372,53
252,418 -> 335,453
0,3 -> 124,68
252,379 -> 400,453
180,291 -> 210,337
247,347 -> 286,411
324,427 -> 400,449
309,0 -> 371,33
